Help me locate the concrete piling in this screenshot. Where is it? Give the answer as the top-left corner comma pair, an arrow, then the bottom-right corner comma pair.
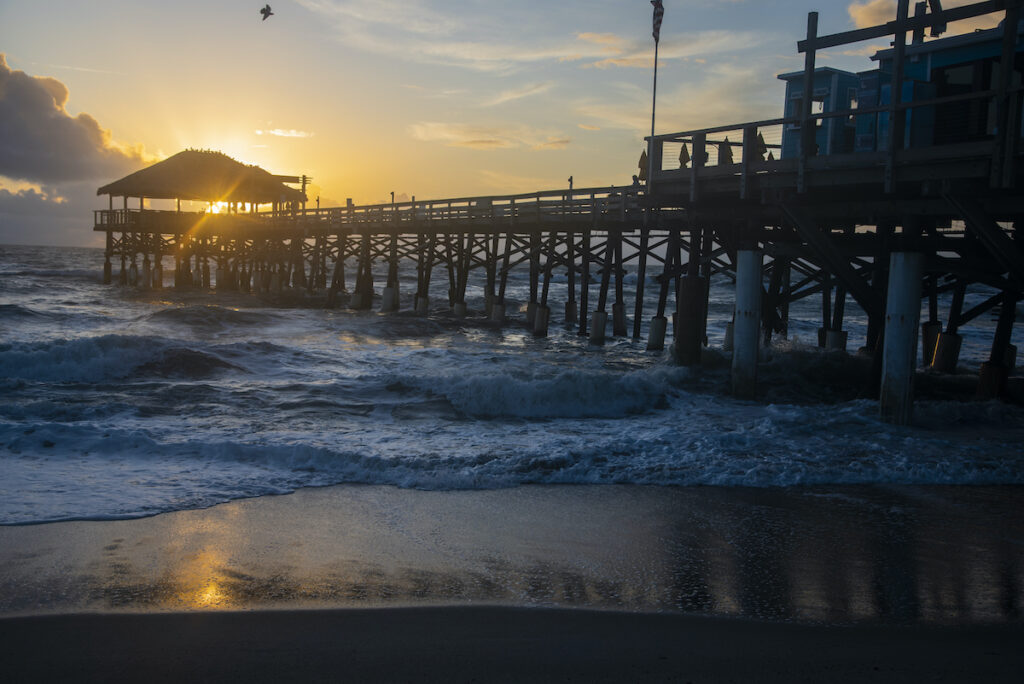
921,320 -> 942,367
879,252 -> 924,424
564,300 -> 578,326
381,286 -> 399,312
825,329 -> 848,352
490,301 -> 505,323
589,310 -> 608,345
533,305 -> 550,337
612,303 -> 627,337
931,333 -> 962,372
731,250 -> 762,398
647,315 -> 667,351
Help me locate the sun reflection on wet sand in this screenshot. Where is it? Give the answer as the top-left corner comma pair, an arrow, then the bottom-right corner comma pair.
0,485 -> 1021,622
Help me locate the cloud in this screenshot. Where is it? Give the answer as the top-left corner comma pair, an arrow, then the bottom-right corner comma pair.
482,82 -> 553,106
848,0 -> 894,27
0,54 -> 149,185
578,124 -> 601,131
297,1 -> 765,73
575,62 -> 781,135
254,129 -> 315,138
409,122 -> 570,150
0,180 -> 101,246
847,0 -> 1002,34
579,30 -> 768,69
477,169 -> 563,193
533,138 -> 570,150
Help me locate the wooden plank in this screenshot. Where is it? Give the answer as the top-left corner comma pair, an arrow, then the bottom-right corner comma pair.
781,202 -> 883,319
946,195 -> 1024,285
797,1 -> 1005,52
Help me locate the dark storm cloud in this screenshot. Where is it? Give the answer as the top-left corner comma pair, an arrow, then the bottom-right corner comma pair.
0,181 -> 101,246
0,54 -> 147,185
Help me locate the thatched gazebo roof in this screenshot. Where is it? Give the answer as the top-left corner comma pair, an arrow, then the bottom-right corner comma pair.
96,149 -> 306,203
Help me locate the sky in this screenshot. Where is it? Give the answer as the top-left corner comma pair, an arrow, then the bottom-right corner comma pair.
0,0 -> 1002,246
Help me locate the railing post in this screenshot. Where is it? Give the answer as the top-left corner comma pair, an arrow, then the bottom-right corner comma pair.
885,0 -> 910,193
741,126 -> 757,200
690,132 -> 706,203
993,0 -> 1021,188
648,137 -> 663,194
798,11 -> 818,194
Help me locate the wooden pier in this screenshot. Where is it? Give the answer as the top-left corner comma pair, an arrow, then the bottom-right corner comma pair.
94,0 -> 1023,423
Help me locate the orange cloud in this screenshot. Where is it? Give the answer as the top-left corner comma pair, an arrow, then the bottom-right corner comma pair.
848,0 -> 1002,34
409,122 -> 569,151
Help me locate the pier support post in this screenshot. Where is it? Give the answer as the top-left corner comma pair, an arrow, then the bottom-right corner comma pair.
921,274 -> 941,366
977,290 -> 1017,399
921,320 -> 942,367
932,333 -> 962,373
565,231 -> 578,325
152,256 -> 162,290
381,286 -> 399,312
673,276 -> 706,366
612,303 -> 627,338
649,227 -> 680,352
647,316 -> 667,351
632,224 -> 649,339
533,304 -> 550,337
589,310 -> 608,345
103,232 -> 113,284
731,250 -> 762,398
490,301 -> 505,323
880,252 -> 924,425
415,295 -> 430,316
612,234 -> 627,337
825,330 -> 848,352
578,227 -> 591,337
527,233 -> 540,325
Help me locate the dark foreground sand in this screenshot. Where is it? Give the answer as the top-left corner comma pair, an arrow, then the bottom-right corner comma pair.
2,607 -> 1023,683
2,484 -> 1023,681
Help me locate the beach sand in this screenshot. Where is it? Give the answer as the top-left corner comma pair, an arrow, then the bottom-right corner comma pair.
2,484 -> 1022,681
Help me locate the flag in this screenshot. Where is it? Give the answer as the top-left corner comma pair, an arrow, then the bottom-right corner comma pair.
651,0 -> 664,44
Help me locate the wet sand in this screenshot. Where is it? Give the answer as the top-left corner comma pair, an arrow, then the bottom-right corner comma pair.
1,484 -> 1023,681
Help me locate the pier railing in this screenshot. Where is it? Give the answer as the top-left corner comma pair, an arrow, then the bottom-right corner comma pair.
290,187 -> 645,233
94,186 -> 649,237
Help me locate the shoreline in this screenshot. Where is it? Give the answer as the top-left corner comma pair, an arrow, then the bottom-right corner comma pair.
2,483 -> 1022,623
3,605 -> 1022,683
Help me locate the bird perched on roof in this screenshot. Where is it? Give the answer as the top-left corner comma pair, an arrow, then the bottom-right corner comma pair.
260,4 -> 273,21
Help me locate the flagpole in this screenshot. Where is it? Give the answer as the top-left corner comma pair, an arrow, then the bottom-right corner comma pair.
648,39 -> 658,191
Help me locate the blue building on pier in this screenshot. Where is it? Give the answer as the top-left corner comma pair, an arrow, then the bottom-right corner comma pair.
778,18 -> 1024,159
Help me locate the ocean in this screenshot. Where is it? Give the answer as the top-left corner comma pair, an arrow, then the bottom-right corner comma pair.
2,243 -> 1023,526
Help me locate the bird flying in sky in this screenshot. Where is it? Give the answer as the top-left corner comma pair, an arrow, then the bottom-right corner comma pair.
260,4 -> 273,21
